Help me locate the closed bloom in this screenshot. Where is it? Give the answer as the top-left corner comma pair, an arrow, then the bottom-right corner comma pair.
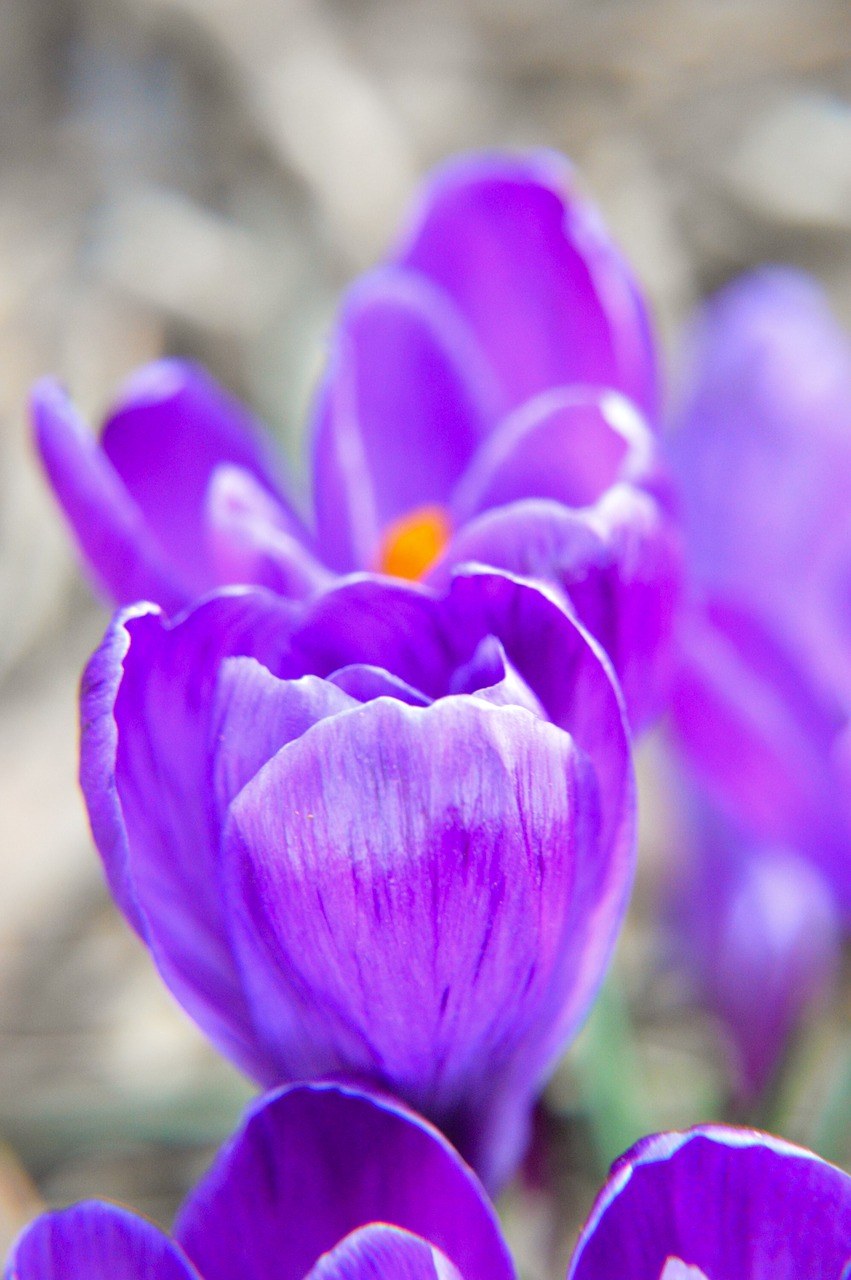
34,151 -> 679,729
667,269 -> 851,918
4,1080 -> 516,1280
670,267 -> 851,697
668,789 -> 840,1101
81,567 -> 635,1189
567,1125 -> 851,1278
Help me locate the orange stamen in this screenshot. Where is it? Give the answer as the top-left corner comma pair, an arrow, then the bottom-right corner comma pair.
378,505 -> 451,581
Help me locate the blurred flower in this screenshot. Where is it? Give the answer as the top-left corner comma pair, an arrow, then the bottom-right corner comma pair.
4,1080 -> 515,1280
669,788 -> 840,1102
669,599 -> 851,921
670,267 -> 851,697
34,151 -> 680,729
80,567 -> 635,1190
667,268 -> 851,920
567,1124 -> 851,1278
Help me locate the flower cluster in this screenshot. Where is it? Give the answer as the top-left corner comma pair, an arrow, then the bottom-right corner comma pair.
15,150 -> 851,1275
8,1083 -> 851,1280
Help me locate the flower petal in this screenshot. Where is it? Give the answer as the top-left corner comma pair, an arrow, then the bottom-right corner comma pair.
100,359 -> 304,593
448,635 -> 545,717
304,1226 -> 461,1280
670,269 -> 851,600
205,465 -> 331,600
224,691 -> 626,1188
174,1081 -> 514,1280
79,590 -> 299,1079
311,268 -> 492,570
670,598 -> 850,916
434,493 -> 681,731
5,1203 -> 198,1280
568,1126 -> 851,1279
451,388 -> 654,522
211,659 -> 358,817
326,664 -> 431,706
394,151 -> 658,420
670,797 -> 840,1100
31,378 -> 187,611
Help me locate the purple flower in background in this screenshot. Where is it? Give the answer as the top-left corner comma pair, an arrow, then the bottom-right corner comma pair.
80,567 -> 635,1190
670,267 -> 851,697
667,269 -> 851,919
5,1080 -> 516,1280
567,1124 -> 851,1278
669,599 -> 851,921
34,151 -> 680,729
668,785 -> 840,1101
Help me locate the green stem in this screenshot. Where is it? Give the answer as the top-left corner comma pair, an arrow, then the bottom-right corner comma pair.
809,1036 -> 851,1167
571,975 -> 651,1173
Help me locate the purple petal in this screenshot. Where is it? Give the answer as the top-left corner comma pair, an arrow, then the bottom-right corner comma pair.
100,359 -> 304,594
433,492 -> 681,731
671,268 -> 851,595
79,590 -> 299,1080
205,466 -> 331,600
568,1126 -> 851,1279
326,664 -> 431,706
448,635 -> 545,717
305,1227 -> 460,1280
306,1226 -> 460,1280
669,267 -> 851,697
288,568 -> 635,913
174,1081 -> 514,1280
293,568 -> 634,897
31,378 -> 187,611
5,1203 -> 198,1280
670,598 -> 850,915
394,151 -> 658,420
451,388 -> 654,522
211,659 -> 358,816
224,687 -> 628,1189
311,269 -> 492,571
671,800 -> 840,1099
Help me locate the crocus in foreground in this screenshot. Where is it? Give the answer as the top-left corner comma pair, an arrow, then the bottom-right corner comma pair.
567,1125 -> 851,1278
4,1080 -> 516,1280
34,151 -> 680,729
10,1088 -> 850,1280
81,566 -> 634,1189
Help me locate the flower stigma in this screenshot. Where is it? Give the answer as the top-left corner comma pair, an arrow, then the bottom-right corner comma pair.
378,504 -> 451,580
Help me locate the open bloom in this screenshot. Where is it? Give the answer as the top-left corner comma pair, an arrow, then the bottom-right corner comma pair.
34,151 -> 679,728
667,269 -> 851,920
567,1125 -> 851,1278
10,1089 -> 850,1280
81,567 -> 634,1189
4,1080 -> 516,1280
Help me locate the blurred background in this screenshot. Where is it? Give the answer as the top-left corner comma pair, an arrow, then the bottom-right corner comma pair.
1,0 -> 850,1272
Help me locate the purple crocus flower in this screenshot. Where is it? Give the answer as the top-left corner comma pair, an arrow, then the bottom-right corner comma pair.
668,787 -> 840,1101
80,566 -> 635,1190
4,1080 -> 516,1280
670,267 -> 851,699
667,269 -> 851,920
34,151 -> 680,729
567,1125 -> 851,1278
10,1095 -> 851,1280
